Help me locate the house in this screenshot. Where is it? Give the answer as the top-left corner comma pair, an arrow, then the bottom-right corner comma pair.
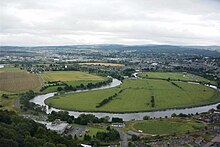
195,137 -> 206,146
111,123 -> 125,128
212,135 -> 220,147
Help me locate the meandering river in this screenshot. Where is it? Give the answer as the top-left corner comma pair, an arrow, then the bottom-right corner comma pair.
30,78 -> 220,121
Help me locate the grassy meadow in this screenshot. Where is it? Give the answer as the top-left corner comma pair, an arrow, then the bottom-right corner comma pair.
126,118 -> 204,135
46,79 -> 220,112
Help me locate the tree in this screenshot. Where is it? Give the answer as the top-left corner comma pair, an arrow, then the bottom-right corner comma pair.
143,116 -> 150,120
74,135 -> 78,140
171,113 -> 176,117
1,94 -> 8,99
151,96 -> 155,107
57,87 -> 63,91
112,117 -> 123,123
217,104 -> 220,110
131,135 -> 139,141
84,134 -> 91,141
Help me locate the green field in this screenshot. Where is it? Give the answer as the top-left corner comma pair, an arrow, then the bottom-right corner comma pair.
41,71 -> 105,82
139,72 -> 215,84
46,78 -> 220,112
126,119 -> 204,135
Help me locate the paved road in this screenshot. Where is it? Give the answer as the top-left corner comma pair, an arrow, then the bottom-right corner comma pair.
14,98 -> 20,109
117,129 -> 131,147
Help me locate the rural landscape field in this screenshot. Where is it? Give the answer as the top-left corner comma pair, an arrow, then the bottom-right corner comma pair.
46,76 -> 220,112
0,66 -> 41,93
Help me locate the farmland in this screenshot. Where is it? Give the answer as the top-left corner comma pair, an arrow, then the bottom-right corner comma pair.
126,118 -> 204,135
40,71 -> 106,82
0,66 -> 41,93
39,71 -> 108,93
46,78 -> 220,113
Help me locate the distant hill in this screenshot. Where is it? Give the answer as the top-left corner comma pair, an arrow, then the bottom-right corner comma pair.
1,44 -> 220,57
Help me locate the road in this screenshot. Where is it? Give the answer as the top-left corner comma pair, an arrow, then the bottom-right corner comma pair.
117,129 -> 131,147
14,97 -> 20,109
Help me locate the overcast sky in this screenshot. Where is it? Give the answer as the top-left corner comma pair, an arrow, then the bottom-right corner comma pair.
0,0 -> 220,46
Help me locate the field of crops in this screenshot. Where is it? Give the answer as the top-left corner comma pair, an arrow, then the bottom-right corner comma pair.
0,71 -> 41,93
40,71 -> 106,82
46,78 -> 220,112
126,119 -> 204,135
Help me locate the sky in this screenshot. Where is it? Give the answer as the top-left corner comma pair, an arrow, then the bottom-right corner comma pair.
0,0 -> 220,46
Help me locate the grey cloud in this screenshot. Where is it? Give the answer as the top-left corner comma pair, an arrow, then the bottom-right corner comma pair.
0,0 -> 220,46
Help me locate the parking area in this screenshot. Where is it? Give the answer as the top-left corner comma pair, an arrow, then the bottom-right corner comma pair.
66,126 -> 88,137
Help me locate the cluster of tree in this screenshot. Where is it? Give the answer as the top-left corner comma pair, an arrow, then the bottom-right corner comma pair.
0,110 -> 78,147
59,78 -> 112,92
48,112 -> 110,125
1,94 -> 9,99
96,128 -> 120,142
96,93 -> 118,108
150,96 -> 155,107
47,111 -> 74,124
111,117 -> 123,123
170,82 -> 182,89
40,81 -> 65,91
20,91 -> 46,113
131,135 -> 140,141
109,72 -> 124,81
122,68 -> 135,77
171,113 -> 191,118
74,114 -> 109,125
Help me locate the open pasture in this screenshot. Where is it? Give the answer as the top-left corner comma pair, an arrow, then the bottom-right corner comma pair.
139,72 -> 214,84
46,79 -> 220,112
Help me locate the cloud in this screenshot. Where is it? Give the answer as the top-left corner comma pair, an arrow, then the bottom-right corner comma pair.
0,0 -> 220,46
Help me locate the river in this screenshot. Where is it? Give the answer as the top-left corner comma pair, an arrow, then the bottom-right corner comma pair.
0,64 -> 4,68
30,78 -> 220,121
